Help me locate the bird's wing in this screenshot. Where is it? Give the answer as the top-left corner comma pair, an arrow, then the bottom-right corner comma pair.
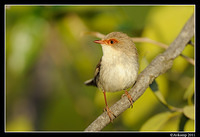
84,58 -> 102,87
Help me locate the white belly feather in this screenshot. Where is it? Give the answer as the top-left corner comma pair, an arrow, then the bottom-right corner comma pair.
99,45 -> 138,92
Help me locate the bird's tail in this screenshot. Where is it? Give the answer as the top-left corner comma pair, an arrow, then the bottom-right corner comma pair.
84,78 -> 97,87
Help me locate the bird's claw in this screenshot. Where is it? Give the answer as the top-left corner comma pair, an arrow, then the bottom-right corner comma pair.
122,90 -> 134,108
104,106 -> 116,123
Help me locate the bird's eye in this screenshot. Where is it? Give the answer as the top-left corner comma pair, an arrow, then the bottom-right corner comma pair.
110,40 -> 114,44
107,39 -> 118,45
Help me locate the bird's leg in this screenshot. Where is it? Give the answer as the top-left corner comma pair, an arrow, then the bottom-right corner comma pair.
103,90 -> 116,122
122,90 -> 134,108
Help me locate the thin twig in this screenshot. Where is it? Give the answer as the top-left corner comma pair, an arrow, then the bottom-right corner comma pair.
84,14 -> 194,131
132,37 -> 168,49
131,37 -> 194,65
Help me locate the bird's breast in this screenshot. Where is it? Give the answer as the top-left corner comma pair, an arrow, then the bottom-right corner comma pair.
99,55 -> 138,92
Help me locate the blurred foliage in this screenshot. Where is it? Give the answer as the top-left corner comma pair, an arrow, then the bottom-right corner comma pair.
5,5 -> 194,131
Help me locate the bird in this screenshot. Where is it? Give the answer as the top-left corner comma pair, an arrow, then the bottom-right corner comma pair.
84,32 -> 139,122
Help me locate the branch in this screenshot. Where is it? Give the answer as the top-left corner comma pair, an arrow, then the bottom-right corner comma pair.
84,14 -> 194,131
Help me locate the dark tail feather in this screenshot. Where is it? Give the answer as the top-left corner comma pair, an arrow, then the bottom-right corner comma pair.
84,78 -> 97,87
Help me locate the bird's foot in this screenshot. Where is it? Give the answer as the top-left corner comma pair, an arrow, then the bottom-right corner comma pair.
122,90 -> 134,108
104,106 -> 116,123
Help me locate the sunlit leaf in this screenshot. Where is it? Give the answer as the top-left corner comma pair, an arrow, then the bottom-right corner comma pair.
154,91 -> 168,106
140,111 -> 181,131
150,80 -> 168,106
150,80 -> 183,112
140,111 -> 170,131
183,105 -> 194,120
184,119 -> 195,131
183,79 -> 194,105
160,112 -> 182,131
150,80 -> 169,108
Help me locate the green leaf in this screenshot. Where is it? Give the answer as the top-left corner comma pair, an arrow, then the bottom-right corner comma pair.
150,80 -> 182,112
141,111 -> 182,131
183,105 -> 194,120
150,80 -> 167,105
150,80 -> 170,108
140,111 -> 171,131
179,114 -> 188,131
159,112 -> 182,131
183,79 -> 194,105
155,90 -> 169,105
184,119 -> 195,131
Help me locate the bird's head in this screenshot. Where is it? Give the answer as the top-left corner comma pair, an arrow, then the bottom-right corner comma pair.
94,32 -> 137,56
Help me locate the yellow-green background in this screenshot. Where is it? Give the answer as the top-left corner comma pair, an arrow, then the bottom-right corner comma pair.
6,5 -> 195,131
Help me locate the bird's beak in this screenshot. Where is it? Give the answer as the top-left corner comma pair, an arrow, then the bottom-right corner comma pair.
94,40 -> 105,44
